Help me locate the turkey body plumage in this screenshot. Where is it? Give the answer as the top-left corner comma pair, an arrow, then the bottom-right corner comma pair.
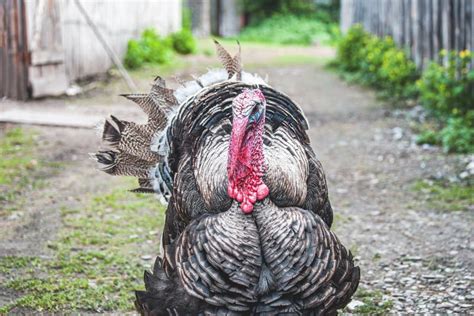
95,43 -> 359,315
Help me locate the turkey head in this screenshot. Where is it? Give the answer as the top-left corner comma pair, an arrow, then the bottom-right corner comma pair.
227,88 -> 269,213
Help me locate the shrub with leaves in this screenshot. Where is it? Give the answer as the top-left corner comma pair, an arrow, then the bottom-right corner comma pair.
378,48 -> 418,99
334,25 -> 418,100
417,50 -> 474,121
170,29 -> 196,55
124,26 -> 197,69
336,25 -> 473,153
124,40 -> 145,69
335,25 -> 370,72
140,28 -> 174,64
359,36 -> 397,85
416,50 -> 474,153
124,28 -> 173,69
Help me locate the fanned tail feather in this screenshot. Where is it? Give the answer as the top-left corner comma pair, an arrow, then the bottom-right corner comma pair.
95,76 -> 178,194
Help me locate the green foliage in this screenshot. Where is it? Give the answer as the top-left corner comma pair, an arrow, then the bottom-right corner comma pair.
239,0 -> 340,23
124,40 -> 145,69
170,29 -> 196,55
237,14 -> 339,46
412,180 -> 474,211
349,288 -> 393,314
334,25 -> 418,101
140,29 -> 174,65
0,128 -> 38,207
417,50 -> 474,120
335,25 -> 473,153
124,28 -> 173,69
124,26 -> 197,69
334,24 -> 370,72
416,50 -> 474,153
416,128 -> 442,146
0,183 -> 166,312
378,47 -> 418,99
438,116 -> 474,153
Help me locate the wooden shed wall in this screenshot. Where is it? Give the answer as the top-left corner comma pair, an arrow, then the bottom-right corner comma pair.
25,0 -> 181,82
0,0 -> 29,100
341,0 -> 474,69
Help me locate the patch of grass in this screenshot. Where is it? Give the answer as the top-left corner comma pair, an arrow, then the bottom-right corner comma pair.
0,256 -> 42,274
0,182 -> 165,313
0,128 -> 39,208
351,288 -> 393,314
0,128 -> 63,216
237,14 -> 339,46
412,180 -> 474,212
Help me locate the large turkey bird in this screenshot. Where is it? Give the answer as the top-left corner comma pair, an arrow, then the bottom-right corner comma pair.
94,41 -> 360,315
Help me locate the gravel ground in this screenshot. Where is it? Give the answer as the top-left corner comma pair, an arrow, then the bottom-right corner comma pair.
0,45 -> 472,313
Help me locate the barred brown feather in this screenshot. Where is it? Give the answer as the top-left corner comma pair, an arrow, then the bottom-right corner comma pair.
214,39 -> 242,80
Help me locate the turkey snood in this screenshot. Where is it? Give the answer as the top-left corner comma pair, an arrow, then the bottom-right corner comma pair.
227,88 -> 269,213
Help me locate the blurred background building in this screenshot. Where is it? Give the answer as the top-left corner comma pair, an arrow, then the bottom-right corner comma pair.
1,0 -> 181,99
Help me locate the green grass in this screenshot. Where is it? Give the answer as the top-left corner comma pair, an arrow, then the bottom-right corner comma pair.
236,14 -> 339,46
0,128 -> 43,215
350,288 -> 394,314
0,128 -> 64,216
354,289 -> 393,315
412,180 -> 474,212
0,183 -> 166,313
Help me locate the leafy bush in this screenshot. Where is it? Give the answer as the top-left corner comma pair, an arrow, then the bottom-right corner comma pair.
170,29 -> 196,55
439,117 -> 474,153
141,29 -> 174,64
124,28 -> 173,69
335,25 -> 370,72
417,50 -> 474,121
124,26 -> 197,69
124,39 -> 145,70
336,25 -> 473,153
359,36 -> 397,86
416,50 -> 474,153
334,24 -> 418,100
378,48 -> 418,99
237,14 -> 339,45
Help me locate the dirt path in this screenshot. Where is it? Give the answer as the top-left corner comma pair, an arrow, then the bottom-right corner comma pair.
1,45 -> 472,313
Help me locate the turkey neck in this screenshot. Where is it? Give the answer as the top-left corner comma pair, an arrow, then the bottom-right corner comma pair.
227,115 -> 268,214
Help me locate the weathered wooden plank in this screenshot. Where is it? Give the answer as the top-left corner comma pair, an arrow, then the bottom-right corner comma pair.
341,0 -> 473,70
17,0 -> 29,100
0,0 -> 5,98
432,0 -> 440,62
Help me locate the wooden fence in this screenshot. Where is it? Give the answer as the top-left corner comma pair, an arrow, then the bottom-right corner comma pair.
0,0 -> 29,100
341,0 -> 474,69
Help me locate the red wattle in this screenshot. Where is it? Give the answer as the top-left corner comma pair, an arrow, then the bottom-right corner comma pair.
241,202 -> 253,213
248,193 -> 257,203
236,192 -> 243,202
256,183 -> 269,200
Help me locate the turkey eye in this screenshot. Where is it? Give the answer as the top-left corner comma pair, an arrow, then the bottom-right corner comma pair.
249,105 -> 261,123
251,106 -> 259,116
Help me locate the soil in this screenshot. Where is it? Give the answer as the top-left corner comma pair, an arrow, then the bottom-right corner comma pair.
0,44 -> 472,313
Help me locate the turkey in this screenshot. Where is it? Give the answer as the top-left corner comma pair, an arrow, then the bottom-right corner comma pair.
94,41 -> 360,315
